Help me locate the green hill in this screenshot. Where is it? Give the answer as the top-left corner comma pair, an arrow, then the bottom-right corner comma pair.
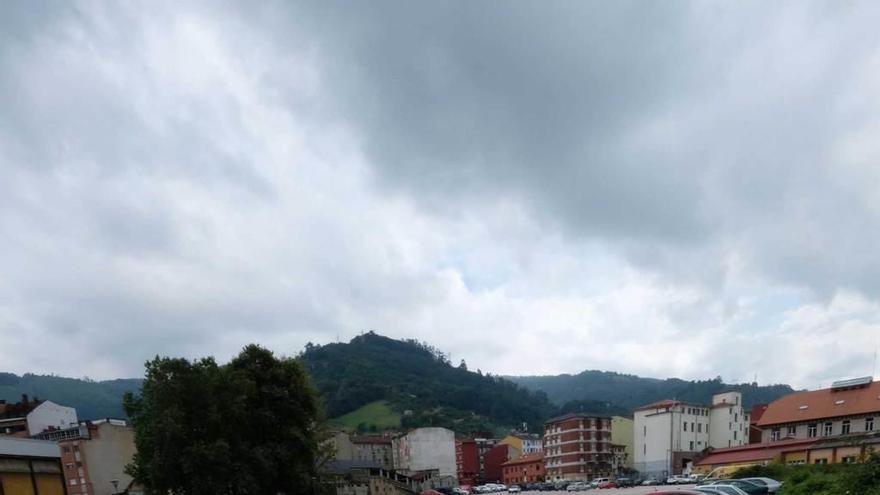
509,370 -> 797,410
332,400 -> 402,431
299,332 -> 557,434
0,372 -> 141,420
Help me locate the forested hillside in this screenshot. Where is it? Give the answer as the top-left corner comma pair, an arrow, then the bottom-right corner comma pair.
0,372 -> 141,419
510,370 -> 796,410
298,332 -> 557,434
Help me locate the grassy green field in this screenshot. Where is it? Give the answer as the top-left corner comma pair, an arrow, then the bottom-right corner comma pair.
332,400 -> 402,431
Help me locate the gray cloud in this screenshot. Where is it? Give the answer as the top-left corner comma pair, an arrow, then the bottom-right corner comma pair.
1,1 -> 880,388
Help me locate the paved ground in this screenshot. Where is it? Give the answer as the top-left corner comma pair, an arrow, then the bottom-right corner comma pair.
516,485 -> 698,495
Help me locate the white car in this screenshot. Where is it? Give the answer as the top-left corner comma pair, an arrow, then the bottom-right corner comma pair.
697,484 -> 749,495
666,475 -> 689,484
590,477 -> 610,488
740,477 -> 783,493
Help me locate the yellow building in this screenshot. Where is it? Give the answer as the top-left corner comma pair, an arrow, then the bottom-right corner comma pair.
611,416 -> 634,469
0,436 -> 66,495
498,433 -> 542,457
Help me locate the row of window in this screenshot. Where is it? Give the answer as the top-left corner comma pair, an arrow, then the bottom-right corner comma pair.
770,417 -> 874,440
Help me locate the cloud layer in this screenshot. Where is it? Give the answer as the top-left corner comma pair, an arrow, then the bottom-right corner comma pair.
2,1 -> 879,389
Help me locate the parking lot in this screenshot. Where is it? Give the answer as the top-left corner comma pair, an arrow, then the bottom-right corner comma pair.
514,485 -> 697,495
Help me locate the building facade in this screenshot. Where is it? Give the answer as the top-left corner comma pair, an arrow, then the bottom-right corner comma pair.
483,443 -> 519,483
0,436 -> 66,494
501,453 -> 544,485
634,392 -> 749,478
392,427 -> 456,478
543,413 -> 613,481
610,416 -> 634,469
327,431 -> 394,470
0,397 -> 78,438
34,419 -> 136,495
755,377 -> 880,445
455,439 -> 479,486
499,434 -> 542,456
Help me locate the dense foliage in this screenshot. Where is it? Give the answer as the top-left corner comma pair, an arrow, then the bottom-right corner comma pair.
734,454 -> 880,495
511,370 -> 796,409
298,332 -> 557,433
123,345 -> 325,495
0,372 -> 141,419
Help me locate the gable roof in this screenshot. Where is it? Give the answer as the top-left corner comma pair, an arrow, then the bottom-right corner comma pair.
756,381 -> 880,426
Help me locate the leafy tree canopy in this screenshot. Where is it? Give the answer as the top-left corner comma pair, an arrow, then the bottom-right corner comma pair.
124,345 -> 325,495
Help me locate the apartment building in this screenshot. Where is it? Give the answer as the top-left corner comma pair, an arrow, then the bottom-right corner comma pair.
634,391 -> 749,477
610,416 -> 634,469
33,419 -> 136,495
326,431 -> 393,469
756,376 -> 880,445
455,437 -> 497,485
392,427 -> 456,478
501,453 -> 544,485
543,413 -> 613,481
499,433 -> 542,455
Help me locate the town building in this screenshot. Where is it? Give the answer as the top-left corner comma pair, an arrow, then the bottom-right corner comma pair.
0,435 -> 66,494
501,452 -> 544,485
755,377 -> 880,444
543,413 -> 613,481
483,443 -> 520,483
455,437 -> 497,486
0,397 -> 78,437
610,444 -> 629,475
610,416 -> 634,469
327,431 -> 394,469
33,419 -> 136,495
498,433 -> 542,455
391,427 -> 456,479
748,404 -> 768,444
634,391 -> 749,477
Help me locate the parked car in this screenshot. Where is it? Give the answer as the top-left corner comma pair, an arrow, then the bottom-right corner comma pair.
566,482 -> 590,491
737,477 -> 782,493
616,477 -> 635,487
647,491 -> 708,495
508,486 -> 521,493
554,481 -> 572,490
696,486 -> 749,495
708,480 -> 768,495
667,475 -> 692,485
642,478 -> 661,486
597,481 -> 617,489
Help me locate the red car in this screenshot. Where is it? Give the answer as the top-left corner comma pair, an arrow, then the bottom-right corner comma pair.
597,481 -> 618,489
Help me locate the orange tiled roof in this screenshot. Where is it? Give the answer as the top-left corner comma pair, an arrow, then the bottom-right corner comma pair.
756,381 -> 880,426
695,438 -> 817,466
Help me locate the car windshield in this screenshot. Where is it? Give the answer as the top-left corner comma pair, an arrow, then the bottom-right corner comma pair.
743,479 -> 767,486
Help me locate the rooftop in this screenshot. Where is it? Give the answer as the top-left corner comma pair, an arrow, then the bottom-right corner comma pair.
501,452 -> 544,466
756,380 -> 880,426
695,438 -> 817,466
634,399 -> 705,412
545,412 -> 611,424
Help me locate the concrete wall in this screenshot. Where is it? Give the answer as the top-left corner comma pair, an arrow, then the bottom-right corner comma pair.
81,422 -> 136,495
611,417 -> 634,469
26,401 -> 78,436
392,427 -> 456,477
634,405 -> 709,477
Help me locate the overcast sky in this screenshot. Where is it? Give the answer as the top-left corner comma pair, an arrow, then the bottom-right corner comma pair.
2,2 -> 880,389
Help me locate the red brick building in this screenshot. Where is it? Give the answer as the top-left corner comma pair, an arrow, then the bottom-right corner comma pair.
543,413 -> 613,481
483,443 -> 519,483
501,452 -> 544,485
455,439 -> 480,486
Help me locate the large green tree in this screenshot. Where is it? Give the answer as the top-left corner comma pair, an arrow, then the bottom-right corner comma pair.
124,345 -> 325,495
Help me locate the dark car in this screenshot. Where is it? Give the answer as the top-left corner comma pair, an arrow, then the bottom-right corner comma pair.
709,480 -> 768,495
616,477 -> 635,487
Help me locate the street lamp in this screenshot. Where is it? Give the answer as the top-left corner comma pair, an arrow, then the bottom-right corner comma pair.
110,479 -> 119,495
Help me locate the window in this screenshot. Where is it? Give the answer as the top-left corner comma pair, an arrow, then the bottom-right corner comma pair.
643,444 -> 646,455
815,458 -> 828,464
683,422 -> 687,432
867,418 -> 875,431
843,456 -> 857,464
62,446 -> 71,453
729,422 -> 732,430
735,413 -> 738,422
823,422 -> 833,436
842,420 -> 851,434
808,424 -> 817,437
644,426 -> 647,435
771,428 -> 780,441
698,423 -> 702,433
70,480 -> 77,486
690,441 -> 694,451
691,422 -> 695,431
734,431 -> 738,440
787,425 -> 796,436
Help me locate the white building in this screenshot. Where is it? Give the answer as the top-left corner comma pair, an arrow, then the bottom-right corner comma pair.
634,392 -> 749,477
26,400 -> 78,436
392,427 -> 456,478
